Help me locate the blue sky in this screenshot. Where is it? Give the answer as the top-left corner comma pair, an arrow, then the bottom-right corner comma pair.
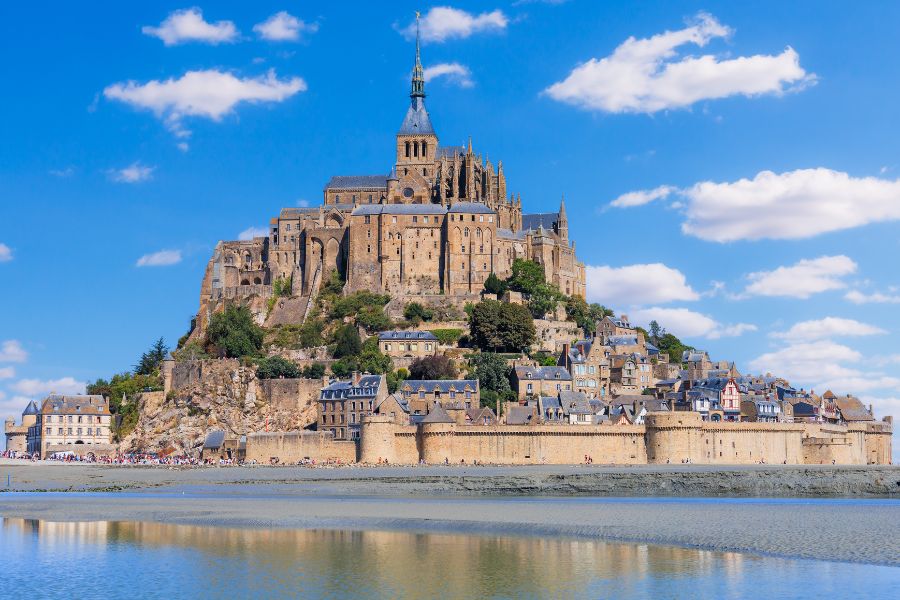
2,2 -> 899,451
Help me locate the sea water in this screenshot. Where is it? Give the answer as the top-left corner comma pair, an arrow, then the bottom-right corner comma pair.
1,517 -> 898,599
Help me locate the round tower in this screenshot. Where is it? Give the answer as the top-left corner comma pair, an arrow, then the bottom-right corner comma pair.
359,414 -> 399,464
644,411 -> 703,464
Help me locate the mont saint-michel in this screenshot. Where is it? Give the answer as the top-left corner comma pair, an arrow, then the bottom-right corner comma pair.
194,35 -> 584,338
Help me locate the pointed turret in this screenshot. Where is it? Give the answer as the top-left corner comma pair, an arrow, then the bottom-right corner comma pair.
396,12 -> 438,170
410,12 -> 425,99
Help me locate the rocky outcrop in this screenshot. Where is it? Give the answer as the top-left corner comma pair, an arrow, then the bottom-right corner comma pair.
120,359 -> 319,455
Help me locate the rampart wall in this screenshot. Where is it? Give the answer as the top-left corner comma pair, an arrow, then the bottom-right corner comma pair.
245,431 -> 356,464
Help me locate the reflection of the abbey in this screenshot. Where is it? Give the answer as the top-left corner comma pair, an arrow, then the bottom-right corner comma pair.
3,518 -> 754,597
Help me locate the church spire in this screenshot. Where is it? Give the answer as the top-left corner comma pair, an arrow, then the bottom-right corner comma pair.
411,11 -> 425,98
558,194 -> 568,242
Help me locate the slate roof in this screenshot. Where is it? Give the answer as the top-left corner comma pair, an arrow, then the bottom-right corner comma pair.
466,407 -> 497,424
320,375 -> 383,400
791,401 -> 818,418
496,228 -> 525,240
352,204 -> 447,216
521,212 -> 559,232
609,317 -> 633,329
398,97 -> 435,135
401,380 -> 478,393
567,340 -> 593,364
693,377 -> 734,391
40,395 -> 110,415
279,207 -> 321,219
203,430 -> 226,450
448,201 -> 495,214
514,366 -> 572,381
607,335 -> 640,347
505,405 -> 535,425
23,400 -> 40,415
378,330 -> 438,341
438,145 -> 465,158
325,175 -> 389,190
833,396 -> 873,422
421,403 -> 454,424
683,350 -> 710,362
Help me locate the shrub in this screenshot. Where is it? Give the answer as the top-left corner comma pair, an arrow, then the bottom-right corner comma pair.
431,328 -> 464,346
408,354 -> 457,380
206,305 -> 264,358
256,356 -> 301,379
469,300 -> 536,353
301,363 -> 326,379
332,324 -> 362,358
467,353 -> 513,396
404,302 -> 434,323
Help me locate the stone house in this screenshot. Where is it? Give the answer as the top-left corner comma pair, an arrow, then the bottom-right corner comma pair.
27,395 -> 112,458
512,366 -> 572,400
558,340 -> 611,398
397,379 -> 480,416
609,354 -> 653,396
318,373 -> 387,441
596,315 -> 637,341
690,377 -> 741,421
4,401 -> 39,455
378,330 -> 439,360
740,395 -> 780,422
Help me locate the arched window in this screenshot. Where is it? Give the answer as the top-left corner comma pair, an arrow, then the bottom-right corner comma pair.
464,227 -> 469,237
405,141 -> 410,158
253,277 -> 262,284
240,279 -> 250,286
476,228 -> 482,238
243,253 -> 252,268
422,141 -> 427,157
414,142 -> 419,158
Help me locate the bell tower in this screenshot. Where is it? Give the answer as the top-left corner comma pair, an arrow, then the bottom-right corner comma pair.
395,12 -> 439,203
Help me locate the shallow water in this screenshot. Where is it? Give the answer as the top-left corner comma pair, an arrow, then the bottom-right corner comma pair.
1,518 -> 898,599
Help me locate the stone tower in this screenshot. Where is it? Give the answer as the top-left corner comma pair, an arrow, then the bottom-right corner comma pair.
395,13 -> 438,203
558,195 -> 568,242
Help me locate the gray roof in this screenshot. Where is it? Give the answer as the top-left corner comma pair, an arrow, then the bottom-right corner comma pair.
514,366 -> 572,381
448,202 -> 495,214
506,405 -> 535,425
41,395 -> 109,415
352,204 -> 447,216
834,396 -> 873,422
521,212 -> 559,232
607,335 -> 640,347
399,96 -> 434,135
438,145 -> 465,158
378,330 -> 438,341
496,228 -> 525,240
23,400 -> 40,415
421,403 -> 454,424
325,175 -> 388,190
567,340 -> 593,364
203,430 -> 226,450
320,375 -> 383,400
279,207 -> 321,219
401,380 -> 478,393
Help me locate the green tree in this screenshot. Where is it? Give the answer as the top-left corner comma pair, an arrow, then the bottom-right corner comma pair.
507,259 -> 546,295
332,324 -> 362,358
357,336 -> 393,374
527,283 -> 562,319
403,302 -> 434,323
356,305 -> 392,333
431,328 -> 464,346
408,354 -> 457,380
467,353 -> 513,397
135,337 -> 168,375
483,272 -> 506,296
255,356 -> 301,379
320,269 -> 345,296
205,305 -> 264,358
565,297 -> 613,334
470,300 -> 536,352
301,363 -> 326,379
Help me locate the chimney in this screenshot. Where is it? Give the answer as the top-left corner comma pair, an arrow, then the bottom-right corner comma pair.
620,314 -> 629,323
322,375 -> 330,389
352,371 -> 361,385
562,342 -> 570,366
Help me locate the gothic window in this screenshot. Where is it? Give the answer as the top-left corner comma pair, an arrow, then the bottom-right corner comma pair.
464,227 -> 469,237
422,141 -> 427,157
405,141 -> 410,158
414,142 -> 419,157
476,228 -> 482,238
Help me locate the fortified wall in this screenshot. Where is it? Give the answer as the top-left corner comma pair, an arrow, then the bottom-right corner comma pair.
356,412 -> 893,466
245,431 -> 356,464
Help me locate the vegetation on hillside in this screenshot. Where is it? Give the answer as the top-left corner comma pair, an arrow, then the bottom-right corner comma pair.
641,320 -> 693,365
206,305 -> 265,358
469,299 -> 536,352
466,353 -> 516,412
408,354 -> 457,380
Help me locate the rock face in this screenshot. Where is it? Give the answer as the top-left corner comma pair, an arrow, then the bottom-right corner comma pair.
121,359 -> 319,455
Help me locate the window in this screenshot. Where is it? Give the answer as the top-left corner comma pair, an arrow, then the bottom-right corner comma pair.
364,215 -> 371,224
527,384 -> 533,393
424,216 -> 429,223
45,427 -> 51,434
414,142 -> 419,157
422,141 -> 427,157
67,427 -> 72,434
368,194 -> 373,202
413,216 -> 418,223
405,141 -> 410,157
479,215 -> 484,222
352,194 -> 357,202
58,428 -> 63,435
286,224 -> 291,231
461,245 -> 465,253
392,216 -> 397,224
419,391 -> 425,399
464,227 -> 469,237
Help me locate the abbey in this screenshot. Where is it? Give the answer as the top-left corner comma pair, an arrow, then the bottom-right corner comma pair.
200,31 -> 584,323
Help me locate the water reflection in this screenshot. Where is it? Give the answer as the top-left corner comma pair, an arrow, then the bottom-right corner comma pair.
1,518 -> 895,599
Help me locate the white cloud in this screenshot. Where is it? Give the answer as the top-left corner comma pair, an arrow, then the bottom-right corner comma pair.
0,340 -> 28,363
0,243 -> 12,263
680,168 -> 900,242
424,63 -> 474,88
585,263 -> 699,307
238,227 -> 268,241
403,7 -> 508,43
254,11 -> 317,41
136,250 -> 182,267
0,366 -> 14,379
741,255 -> 857,299
845,289 -> 900,304
861,396 -> 900,423
104,69 -> 306,139
142,8 -> 238,46
108,162 -> 154,183
545,12 -> 812,114
772,317 -> 886,342
610,185 -> 675,208
10,377 -> 86,397
629,306 -> 755,340
297,199 -> 310,207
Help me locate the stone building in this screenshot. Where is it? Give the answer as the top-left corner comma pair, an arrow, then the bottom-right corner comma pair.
26,395 -> 112,458
318,373 -> 387,441
194,26 -> 585,335
396,379 -> 480,416
558,340 -> 611,398
4,401 -> 39,455
512,366 -> 573,400
378,330 -> 439,360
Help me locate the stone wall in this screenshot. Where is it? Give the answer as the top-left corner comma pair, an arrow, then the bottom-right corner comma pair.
245,431 -> 356,464
45,443 -> 117,459
259,378 -> 323,411
357,411 -> 892,466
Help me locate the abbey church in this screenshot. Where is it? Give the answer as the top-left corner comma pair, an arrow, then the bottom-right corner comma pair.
197,28 -> 585,329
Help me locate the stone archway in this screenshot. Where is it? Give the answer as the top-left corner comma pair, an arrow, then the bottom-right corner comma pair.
325,237 -> 341,276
